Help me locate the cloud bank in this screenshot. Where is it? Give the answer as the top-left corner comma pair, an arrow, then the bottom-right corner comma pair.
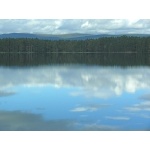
0,19 -> 150,34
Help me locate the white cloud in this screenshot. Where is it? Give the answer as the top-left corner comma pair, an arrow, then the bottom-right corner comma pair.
105,116 -> 130,121
70,103 -> 110,112
70,106 -> 99,112
125,101 -> 150,112
0,19 -> 150,34
83,123 -> 119,131
81,21 -> 92,29
140,114 -> 150,119
127,19 -> 139,26
70,107 -> 96,112
0,19 -> 63,34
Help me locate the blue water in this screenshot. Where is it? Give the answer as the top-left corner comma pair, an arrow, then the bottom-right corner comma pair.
0,65 -> 150,130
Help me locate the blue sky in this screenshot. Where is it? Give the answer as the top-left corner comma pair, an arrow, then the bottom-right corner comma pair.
0,19 -> 150,34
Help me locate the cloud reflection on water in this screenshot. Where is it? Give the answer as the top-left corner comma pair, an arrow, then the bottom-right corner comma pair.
0,110 -> 120,131
0,65 -> 150,130
105,116 -> 130,120
0,110 -> 75,131
125,101 -> 150,112
70,104 -> 110,112
0,66 -> 150,99
0,91 -> 16,97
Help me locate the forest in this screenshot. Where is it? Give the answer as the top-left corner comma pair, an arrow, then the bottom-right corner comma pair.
0,36 -> 150,53
0,36 -> 150,66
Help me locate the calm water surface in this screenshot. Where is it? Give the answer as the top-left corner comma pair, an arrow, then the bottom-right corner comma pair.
0,64 -> 150,130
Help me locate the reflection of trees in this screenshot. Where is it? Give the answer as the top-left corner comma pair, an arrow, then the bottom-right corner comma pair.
0,53 -> 149,66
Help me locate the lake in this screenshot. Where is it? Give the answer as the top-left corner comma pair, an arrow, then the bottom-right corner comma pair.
0,54 -> 150,130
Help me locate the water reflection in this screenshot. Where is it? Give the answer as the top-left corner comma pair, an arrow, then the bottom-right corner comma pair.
0,53 -> 149,66
0,65 -> 150,130
1,65 -> 150,98
0,110 -> 75,131
0,91 -> 16,97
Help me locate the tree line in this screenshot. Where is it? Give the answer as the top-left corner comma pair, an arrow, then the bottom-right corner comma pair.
0,36 -> 150,53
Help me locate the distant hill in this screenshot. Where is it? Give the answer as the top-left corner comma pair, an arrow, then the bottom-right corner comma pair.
0,33 -> 150,40
0,33 -> 99,40
0,33 -> 60,40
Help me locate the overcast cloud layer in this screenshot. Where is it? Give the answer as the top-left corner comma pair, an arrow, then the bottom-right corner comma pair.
0,19 -> 150,34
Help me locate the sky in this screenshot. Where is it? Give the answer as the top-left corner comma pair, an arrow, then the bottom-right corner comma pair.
0,19 -> 150,35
